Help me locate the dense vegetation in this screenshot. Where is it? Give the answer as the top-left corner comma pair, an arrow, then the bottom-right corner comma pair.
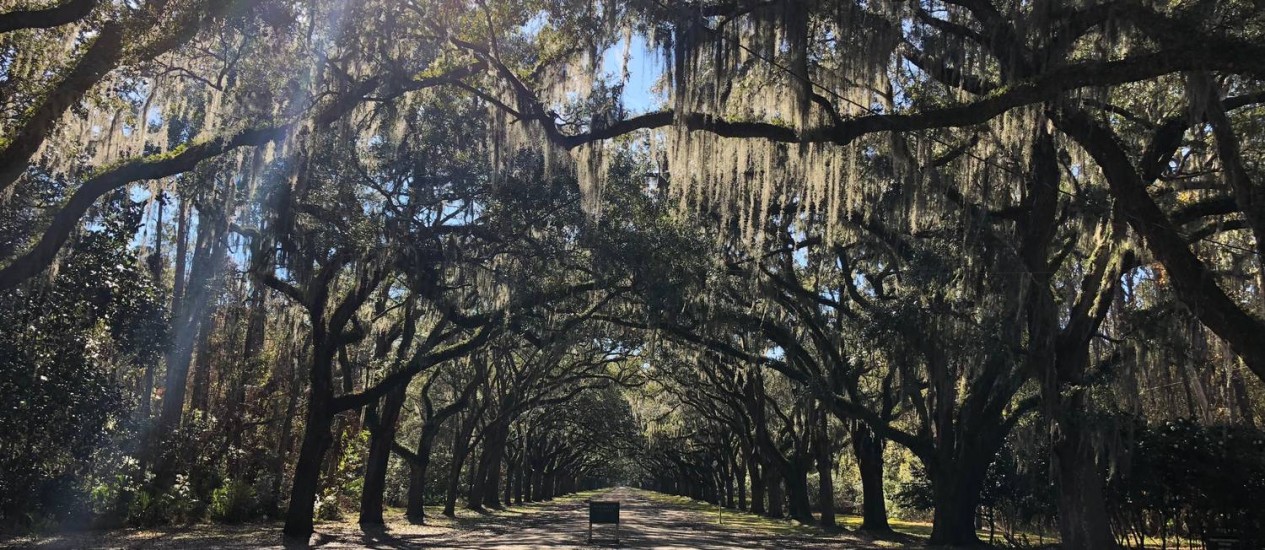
2,0 -> 1264,548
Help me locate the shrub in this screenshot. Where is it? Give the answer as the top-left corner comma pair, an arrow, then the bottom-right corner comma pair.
209,479 -> 257,523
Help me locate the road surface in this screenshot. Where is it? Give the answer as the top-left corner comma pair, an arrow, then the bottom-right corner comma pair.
4,487 -> 914,549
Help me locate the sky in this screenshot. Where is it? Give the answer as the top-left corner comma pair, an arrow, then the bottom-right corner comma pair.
599,34 -> 663,114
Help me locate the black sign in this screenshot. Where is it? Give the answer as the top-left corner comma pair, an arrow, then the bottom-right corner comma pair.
589,501 -> 620,524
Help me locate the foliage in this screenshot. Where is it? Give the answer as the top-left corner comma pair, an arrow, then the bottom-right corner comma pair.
1110,419 -> 1265,545
0,198 -> 162,527
208,480 -> 259,524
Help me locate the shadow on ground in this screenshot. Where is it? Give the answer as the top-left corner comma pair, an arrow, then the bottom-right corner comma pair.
1,488 -> 917,549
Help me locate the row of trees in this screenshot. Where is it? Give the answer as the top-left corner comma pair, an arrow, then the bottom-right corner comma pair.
3,0 -> 1265,548
1,13 -> 662,536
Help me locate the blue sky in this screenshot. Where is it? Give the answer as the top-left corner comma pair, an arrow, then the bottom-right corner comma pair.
600,34 -> 663,114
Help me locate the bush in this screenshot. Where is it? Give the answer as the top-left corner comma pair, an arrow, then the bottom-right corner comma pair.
1109,419 -> 1265,546
314,491 -> 343,521
209,479 -> 257,523
127,474 -> 200,526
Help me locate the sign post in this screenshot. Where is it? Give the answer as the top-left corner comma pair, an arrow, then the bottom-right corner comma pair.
588,500 -> 620,543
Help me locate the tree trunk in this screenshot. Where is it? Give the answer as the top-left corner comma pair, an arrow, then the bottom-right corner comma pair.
282,379 -> 334,543
444,411 -> 476,516
468,421 -> 506,510
784,464 -> 813,524
359,383 -> 406,525
171,200 -> 188,318
1021,124 -> 1121,550
724,461 -> 735,508
765,472 -> 783,518
927,456 -> 989,546
815,429 -> 835,528
482,427 -> 508,508
1054,415 -> 1116,549
851,424 -> 891,532
513,458 -> 524,504
404,448 -> 431,524
152,209 -> 225,483
405,419 -> 447,524
503,458 -> 515,507
748,453 -> 765,515
266,353 -> 301,516
533,466 -> 545,502
189,310 -> 216,413
544,470 -> 557,500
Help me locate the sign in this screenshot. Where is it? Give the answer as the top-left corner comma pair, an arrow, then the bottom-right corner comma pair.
589,501 -> 620,524
588,500 -> 620,542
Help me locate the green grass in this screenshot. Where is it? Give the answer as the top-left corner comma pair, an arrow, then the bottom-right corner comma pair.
634,488 -> 941,541
638,490 -> 825,536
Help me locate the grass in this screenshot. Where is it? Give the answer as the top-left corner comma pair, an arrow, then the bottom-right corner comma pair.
636,489 -> 937,542
639,490 -> 824,536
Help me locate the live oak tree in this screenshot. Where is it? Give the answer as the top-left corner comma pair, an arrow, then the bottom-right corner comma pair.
4,1 -> 1265,548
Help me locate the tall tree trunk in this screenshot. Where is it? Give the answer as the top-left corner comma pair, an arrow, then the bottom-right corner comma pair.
230,285 -> 266,466
503,447 -> 517,507
748,452 -> 765,515
724,460 -> 735,508
359,383 -> 407,525
736,456 -> 748,511
1053,402 -> 1116,549
444,411 -> 476,516
1021,125 -> 1121,550
189,309 -> 216,413
927,454 -> 990,546
815,416 -> 835,528
481,426 -> 509,508
470,422 -> 503,513
543,469 -> 557,500
514,460 -> 524,504
851,423 -> 891,532
783,464 -> 813,524
765,471 -> 783,518
139,190 -> 164,422
152,208 -> 225,483
534,464 -> 545,501
404,456 -> 430,524
406,413 -> 458,524
1231,367 -> 1257,428
282,351 -> 335,543
171,200 -> 188,317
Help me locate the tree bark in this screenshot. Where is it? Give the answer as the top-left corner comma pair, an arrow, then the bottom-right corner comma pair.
1054,424 -> 1116,550
0,23 -> 123,193
0,0 -> 98,34
927,453 -> 991,546
814,416 -> 835,528
444,411 -> 477,516
359,383 -> 407,525
748,452 -> 765,515
404,438 -> 433,524
765,471 -> 783,518
851,423 -> 891,532
783,463 -> 813,524
282,354 -> 335,543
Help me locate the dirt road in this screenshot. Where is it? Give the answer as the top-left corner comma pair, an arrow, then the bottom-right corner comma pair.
4,487 -> 914,549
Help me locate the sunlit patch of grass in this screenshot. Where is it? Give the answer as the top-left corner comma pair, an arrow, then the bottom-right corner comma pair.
635,489 -> 829,536
836,515 -> 935,538
635,488 -> 939,543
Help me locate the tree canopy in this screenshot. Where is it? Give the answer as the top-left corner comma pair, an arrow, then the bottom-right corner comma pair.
2,0 -> 1265,548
